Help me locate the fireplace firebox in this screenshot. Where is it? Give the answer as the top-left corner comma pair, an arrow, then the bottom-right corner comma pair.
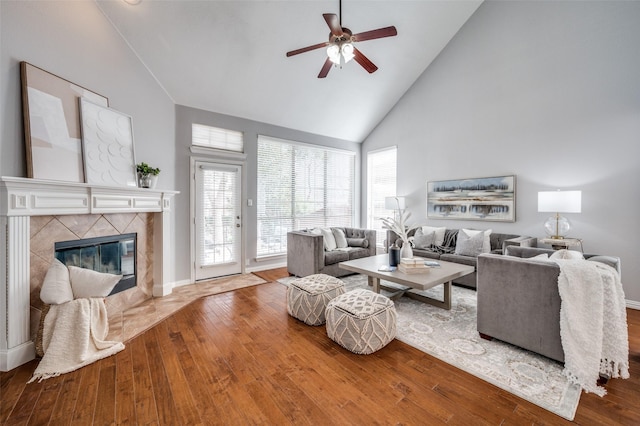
55,233 -> 137,296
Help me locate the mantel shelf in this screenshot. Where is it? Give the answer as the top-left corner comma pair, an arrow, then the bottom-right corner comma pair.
1,176 -> 178,217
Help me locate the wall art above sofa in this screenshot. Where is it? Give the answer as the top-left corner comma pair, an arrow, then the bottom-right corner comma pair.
427,175 -> 516,222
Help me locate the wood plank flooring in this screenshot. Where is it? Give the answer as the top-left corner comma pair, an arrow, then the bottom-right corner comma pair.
2,268 -> 639,425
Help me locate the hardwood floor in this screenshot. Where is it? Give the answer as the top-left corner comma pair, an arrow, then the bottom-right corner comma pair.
2,268 -> 639,425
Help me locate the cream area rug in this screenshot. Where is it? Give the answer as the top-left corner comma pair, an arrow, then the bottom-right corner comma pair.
278,274 -> 581,421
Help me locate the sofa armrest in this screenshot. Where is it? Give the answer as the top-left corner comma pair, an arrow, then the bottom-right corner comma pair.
502,236 -> 537,253
363,229 -> 377,256
287,231 -> 324,277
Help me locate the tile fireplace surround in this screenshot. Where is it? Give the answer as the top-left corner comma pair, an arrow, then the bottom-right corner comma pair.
0,177 -> 177,371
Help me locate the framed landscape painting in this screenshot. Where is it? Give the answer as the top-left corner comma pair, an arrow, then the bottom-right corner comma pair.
427,175 -> 516,222
20,62 -> 109,182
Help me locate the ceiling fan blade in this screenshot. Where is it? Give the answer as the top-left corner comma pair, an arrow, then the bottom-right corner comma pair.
323,13 -> 343,37
352,26 -> 397,42
353,48 -> 378,74
286,41 -> 329,57
318,58 -> 333,79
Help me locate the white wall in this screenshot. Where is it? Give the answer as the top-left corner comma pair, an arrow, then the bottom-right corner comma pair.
362,1 -> 640,303
1,1 -> 177,280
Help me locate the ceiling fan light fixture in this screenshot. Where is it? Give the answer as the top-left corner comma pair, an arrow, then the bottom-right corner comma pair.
327,44 -> 341,65
341,43 -> 355,63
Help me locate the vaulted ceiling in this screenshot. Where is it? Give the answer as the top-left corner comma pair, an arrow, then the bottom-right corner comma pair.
97,1 -> 482,142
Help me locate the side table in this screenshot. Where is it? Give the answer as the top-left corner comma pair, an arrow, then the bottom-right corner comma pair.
539,237 -> 584,252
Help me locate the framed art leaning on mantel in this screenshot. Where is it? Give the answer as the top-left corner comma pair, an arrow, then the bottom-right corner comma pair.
20,62 -> 109,182
427,175 -> 516,222
79,98 -> 137,188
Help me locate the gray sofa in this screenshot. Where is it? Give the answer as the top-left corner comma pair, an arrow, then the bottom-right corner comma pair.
287,227 -> 377,278
477,246 -> 621,362
387,228 -> 536,288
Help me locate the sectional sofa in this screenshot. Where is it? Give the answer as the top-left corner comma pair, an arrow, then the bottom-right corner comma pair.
386,227 -> 536,288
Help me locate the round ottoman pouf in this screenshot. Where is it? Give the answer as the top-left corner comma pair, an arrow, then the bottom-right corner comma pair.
325,288 -> 397,355
287,274 -> 346,326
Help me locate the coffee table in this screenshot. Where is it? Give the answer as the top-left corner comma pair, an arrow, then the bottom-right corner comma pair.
339,254 -> 474,310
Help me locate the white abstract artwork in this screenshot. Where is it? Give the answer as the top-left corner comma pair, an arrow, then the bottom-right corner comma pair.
80,99 -> 137,187
21,62 -> 109,182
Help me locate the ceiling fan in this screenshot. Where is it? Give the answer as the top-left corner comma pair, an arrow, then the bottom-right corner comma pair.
286,0 -> 397,78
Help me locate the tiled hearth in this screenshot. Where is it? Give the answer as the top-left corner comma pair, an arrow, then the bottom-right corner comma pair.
107,273 -> 267,342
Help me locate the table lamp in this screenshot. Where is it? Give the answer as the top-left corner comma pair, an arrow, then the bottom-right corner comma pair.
385,196 -> 406,221
537,190 -> 581,239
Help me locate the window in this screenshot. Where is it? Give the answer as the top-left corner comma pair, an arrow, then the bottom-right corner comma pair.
192,123 -> 243,153
257,136 -> 355,257
367,147 -> 397,247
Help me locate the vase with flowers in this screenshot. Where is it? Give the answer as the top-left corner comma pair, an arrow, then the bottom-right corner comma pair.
381,197 -> 419,259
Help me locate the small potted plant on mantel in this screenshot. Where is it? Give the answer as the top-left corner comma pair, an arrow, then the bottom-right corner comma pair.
136,162 -> 160,189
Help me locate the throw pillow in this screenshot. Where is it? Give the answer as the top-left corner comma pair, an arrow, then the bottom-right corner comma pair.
550,249 -> 584,260
459,229 -> 492,253
319,227 -> 337,251
346,238 -> 369,248
418,226 -> 446,246
413,231 -> 435,249
68,266 -> 122,299
454,230 -> 486,257
331,227 -> 348,249
40,258 -> 74,305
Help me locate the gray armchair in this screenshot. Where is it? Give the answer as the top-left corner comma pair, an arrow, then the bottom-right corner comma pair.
477,246 -> 621,362
287,227 -> 377,278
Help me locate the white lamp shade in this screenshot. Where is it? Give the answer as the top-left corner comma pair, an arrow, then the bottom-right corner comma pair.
537,190 -> 582,213
385,196 -> 405,210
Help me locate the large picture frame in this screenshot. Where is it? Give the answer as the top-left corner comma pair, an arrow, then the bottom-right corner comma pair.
20,62 -> 109,182
79,98 -> 137,187
427,175 -> 516,222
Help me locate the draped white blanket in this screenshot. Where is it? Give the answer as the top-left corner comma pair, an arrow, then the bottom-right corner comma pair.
555,259 -> 629,396
28,298 -> 125,383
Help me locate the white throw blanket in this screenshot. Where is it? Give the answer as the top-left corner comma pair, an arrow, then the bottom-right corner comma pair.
554,259 -> 629,396
28,298 -> 125,383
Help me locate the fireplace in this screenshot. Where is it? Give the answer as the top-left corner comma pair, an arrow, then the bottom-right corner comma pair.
55,233 -> 137,296
1,176 -> 178,371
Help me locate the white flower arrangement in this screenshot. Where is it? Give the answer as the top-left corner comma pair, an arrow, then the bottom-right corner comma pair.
381,199 -> 419,246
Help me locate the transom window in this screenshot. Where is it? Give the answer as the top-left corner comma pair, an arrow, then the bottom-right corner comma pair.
192,123 -> 243,153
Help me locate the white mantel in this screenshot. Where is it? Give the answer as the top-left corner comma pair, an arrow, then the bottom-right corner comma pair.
0,177 -> 178,371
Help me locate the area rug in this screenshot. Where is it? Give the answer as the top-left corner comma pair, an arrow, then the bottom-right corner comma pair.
278,274 -> 581,420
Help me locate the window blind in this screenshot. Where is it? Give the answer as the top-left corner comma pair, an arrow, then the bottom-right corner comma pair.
192,123 -> 244,153
367,147 -> 397,247
257,136 -> 355,257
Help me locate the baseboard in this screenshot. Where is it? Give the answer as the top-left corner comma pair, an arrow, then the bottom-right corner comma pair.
172,279 -> 193,289
0,341 -> 35,372
245,262 -> 287,274
626,299 -> 640,310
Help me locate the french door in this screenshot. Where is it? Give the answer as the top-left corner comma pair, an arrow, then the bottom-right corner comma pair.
194,161 -> 242,280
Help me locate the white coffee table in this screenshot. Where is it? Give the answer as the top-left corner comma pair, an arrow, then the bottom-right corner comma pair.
339,254 -> 475,310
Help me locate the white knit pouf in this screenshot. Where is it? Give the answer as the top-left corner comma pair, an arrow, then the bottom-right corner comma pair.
287,274 -> 345,326
325,288 -> 397,355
